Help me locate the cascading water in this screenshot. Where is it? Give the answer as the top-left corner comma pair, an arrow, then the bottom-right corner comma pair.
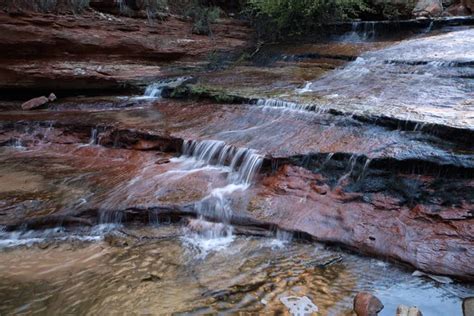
255,98 -> 319,113
301,29 -> 474,128
143,83 -> 164,98
180,140 -> 263,254
141,76 -> 191,99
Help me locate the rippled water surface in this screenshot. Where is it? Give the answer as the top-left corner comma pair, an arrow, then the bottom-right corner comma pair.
0,225 -> 472,315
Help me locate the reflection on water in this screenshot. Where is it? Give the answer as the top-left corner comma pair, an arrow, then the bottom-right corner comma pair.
0,225 -> 471,315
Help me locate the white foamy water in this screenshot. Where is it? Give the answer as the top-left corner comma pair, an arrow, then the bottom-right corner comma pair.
181,219 -> 235,258
138,76 -> 191,100
0,224 -> 118,249
180,140 -> 264,254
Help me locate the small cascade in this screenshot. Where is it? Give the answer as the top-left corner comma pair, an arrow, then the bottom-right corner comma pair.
363,21 -> 376,40
256,98 -> 317,112
89,127 -> 98,145
143,83 -> 164,98
142,76 -> 191,99
424,20 -> 434,33
182,140 -> 263,186
337,155 -> 358,186
99,210 -> 125,225
181,140 -> 263,253
357,158 -> 371,181
339,21 -> 376,42
296,81 -> 312,94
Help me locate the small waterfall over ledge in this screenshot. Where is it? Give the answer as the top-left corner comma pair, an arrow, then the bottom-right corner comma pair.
182,140 -> 263,186
141,76 -> 191,99
180,140 -> 263,254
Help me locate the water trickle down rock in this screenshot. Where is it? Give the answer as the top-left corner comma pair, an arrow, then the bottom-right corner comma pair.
181,139 -> 263,237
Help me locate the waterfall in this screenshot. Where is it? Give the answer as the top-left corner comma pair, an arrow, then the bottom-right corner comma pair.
182,140 -> 263,186
143,83 -> 165,98
181,140 -> 263,253
256,99 -> 316,112
142,76 -> 191,99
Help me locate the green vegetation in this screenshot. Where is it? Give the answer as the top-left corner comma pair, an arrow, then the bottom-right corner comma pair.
118,0 -> 168,20
168,84 -> 248,104
245,0 -> 370,39
1,0 -> 90,13
185,0 -> 222,35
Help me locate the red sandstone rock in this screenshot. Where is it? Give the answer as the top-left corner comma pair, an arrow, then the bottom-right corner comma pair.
353,292 -> 384,316
252,165 -> 474,280
21,96 -> 49,110
0,12 -> 253,92
462,0 -> 474,11
443,3 -> 471,15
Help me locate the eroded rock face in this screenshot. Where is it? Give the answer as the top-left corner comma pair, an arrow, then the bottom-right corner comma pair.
0,11 -> 253,94
250,164 -> 474,280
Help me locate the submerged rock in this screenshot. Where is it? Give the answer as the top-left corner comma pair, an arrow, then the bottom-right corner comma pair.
396,305 -> 423,316
353,292 -> 384,316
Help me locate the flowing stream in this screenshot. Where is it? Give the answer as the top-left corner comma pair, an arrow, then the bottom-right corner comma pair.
0,22 -> 473,315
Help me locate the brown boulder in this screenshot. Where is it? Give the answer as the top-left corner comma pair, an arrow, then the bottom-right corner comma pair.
413,0 -> 443,17
21,96 -> 49,110
353,292 -> 384,316
443,3 -> 471,15
462,0 -> 474,11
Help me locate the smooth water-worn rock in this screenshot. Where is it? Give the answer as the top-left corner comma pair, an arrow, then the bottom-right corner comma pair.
354,292 -> 384,316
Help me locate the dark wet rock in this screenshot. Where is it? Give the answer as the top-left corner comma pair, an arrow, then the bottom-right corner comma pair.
97,128 -> 183,152
155,158 -> 171,165
21,96 -> 49,110
443,2 -> 471,15
4,216 -> 93,232
396,305 -> 423,316
140,273 -> 162,283
353,292 -> 384,316
104,232 -> 130,247
463,297 -> 474,316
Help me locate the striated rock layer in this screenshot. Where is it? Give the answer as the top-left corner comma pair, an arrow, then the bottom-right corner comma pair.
0,10 -> 253,95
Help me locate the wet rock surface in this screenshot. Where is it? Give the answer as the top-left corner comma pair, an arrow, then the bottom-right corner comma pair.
0,12 -> 473,315
354,292 -> 384,316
